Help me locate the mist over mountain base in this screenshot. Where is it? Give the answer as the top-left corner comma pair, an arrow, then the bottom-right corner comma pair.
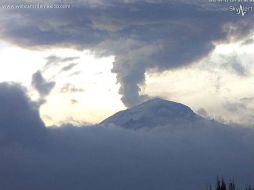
0,83 -> 253,190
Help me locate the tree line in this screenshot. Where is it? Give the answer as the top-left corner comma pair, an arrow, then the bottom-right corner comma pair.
207,178 -> 254,190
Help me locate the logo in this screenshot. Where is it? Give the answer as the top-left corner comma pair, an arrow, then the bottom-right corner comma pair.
229,4 -> 253,16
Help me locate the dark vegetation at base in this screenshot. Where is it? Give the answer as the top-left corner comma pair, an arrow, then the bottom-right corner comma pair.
208,178 -> 254,190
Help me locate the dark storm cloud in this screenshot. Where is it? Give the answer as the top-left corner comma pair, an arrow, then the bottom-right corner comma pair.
0,82 -> 253,189
0,83 -> 45,144
32,71 -> 55,97
1,1 -> 254,106
37,125 -> 254,190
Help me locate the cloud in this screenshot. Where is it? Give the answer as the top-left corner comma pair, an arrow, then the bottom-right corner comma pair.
0,123 -> 254,189
221,54 -> 248,76
60,83 -> 84,93
60,63 -> 78,72
43,55 -> 80,71
70,99 -> 78,104
241,38 -> 254,46
240,96 -> 254,103
223,101 -> 247,113
31,71 -> 56,97
230,61 -> 247,76
197,108 -> 209,118
0,82 -> 253,189
68,71 -> 82,77
221,101 -> 254,126
1,1 -> 254,106
0,82 -> 45,144
197,107 -> 227,124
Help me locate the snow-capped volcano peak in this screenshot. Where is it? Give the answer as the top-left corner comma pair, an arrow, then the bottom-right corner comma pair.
100,98 -> 200,130
134,98 -> 195,116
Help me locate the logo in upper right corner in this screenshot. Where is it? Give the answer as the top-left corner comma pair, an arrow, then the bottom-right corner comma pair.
229,4 -> 253,16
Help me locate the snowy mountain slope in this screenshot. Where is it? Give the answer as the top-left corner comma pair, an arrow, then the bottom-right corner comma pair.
100,98 -> 221,130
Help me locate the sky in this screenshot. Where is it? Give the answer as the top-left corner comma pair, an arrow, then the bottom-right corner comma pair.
0,0 -> 254,126
1,38 -> 254,126
0,41 -> 124,125
0,0 -> 254,189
